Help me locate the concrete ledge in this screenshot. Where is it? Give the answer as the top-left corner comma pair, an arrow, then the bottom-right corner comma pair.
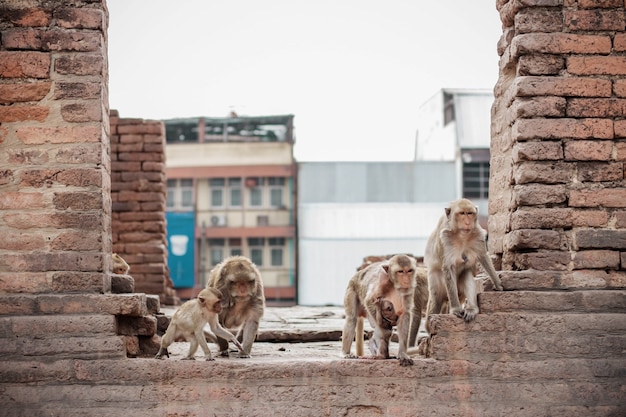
0,357 -> 624,416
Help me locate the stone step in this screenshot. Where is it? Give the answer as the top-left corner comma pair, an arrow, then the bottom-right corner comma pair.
425,312 -> 626,361
0,293 -> 151,317
478,289 -> 626,314
0,314 -> 117,338
499,270 -> 626,291
0,336 -> 127,361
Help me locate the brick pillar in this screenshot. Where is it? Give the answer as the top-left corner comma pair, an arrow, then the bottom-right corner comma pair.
0,1 -> 112,293
490,1 -> 626,288
110,110 -> 178,305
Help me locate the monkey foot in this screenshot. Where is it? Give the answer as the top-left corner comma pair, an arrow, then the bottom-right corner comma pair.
237,353 -> 251,359
342,353 -> 358,359
181,357 -> 196,360
398,355 -> 414,366
205,357 -> 215,361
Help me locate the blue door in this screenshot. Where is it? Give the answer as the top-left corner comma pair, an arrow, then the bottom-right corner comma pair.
166,211 -> 195,288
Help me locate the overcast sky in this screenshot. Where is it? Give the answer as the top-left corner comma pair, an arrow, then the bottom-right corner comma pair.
106,1 -> 502,162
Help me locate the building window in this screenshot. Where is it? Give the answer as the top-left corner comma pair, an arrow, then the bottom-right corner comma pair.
209,238 -> 225,266
229,238 -> 242,257
248,177 -> 264,207
248,238 -> 264,266
268,177 -> 285,207
463,162 -> 490,199
269,237 -> 284,266
229,178 -> 242,207
166,178 -> 193,211
209,178 -> 225,207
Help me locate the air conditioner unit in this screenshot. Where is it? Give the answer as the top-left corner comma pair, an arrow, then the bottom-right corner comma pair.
257,215 -> 269,226
210,214 -> 227,227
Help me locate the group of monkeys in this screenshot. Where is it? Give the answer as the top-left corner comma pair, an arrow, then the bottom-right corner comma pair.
149,198 -> 503,365
342,198 -> 504,366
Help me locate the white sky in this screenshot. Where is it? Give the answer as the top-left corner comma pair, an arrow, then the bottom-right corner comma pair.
106,0 -> 502,162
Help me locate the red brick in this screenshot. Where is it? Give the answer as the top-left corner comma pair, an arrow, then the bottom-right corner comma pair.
572,210 -> 610,227
564,140 -> 613,161
511,208 -> 574,229
514,161 -> 575,184
614,79 -> 626,97
513,118 -> 613,140
575,229 -> 626,249
53,82 -> 101,99
615,142 -> 626,161
54,54 -> 103,76
54,144 -> 103,164
512,33 -> 612,56
512,97 -> 566,118
55,8 -> 105,30
616,211 -> 626,228
515,9 -> 563,34
111,162 -> 141,172
142,162 -> 165,172
614,120 -> 626,138
518,54 -> 564,75
53,192 -> 103,210
2,212 -> 102,230
0,81 -> 51,104
20,168 -> 102,188
7,148 -> 49,164
567,98 -> 626,118
578,0 -> 623,7
0,51 -> 50,78
513,183 -> 567,205
513,141 -> 563,161
0,191 -> 45,210
16,126 -> 101,144
615,34 -> 626,52
577,162 -> 623,182
505,228 -> 564,250
10,314 -> 116,337
2,28 -> 43,50
0,294 -> 37,314
0,272 -> 49,293
573,250 -> 620,269
41,30 -> 101,52
50,271 -> 109,293
117,123 -> 164,135
0,231 -> 46,251
2,8 -> 51,26
61,101 -> 102,122
565,10 -> 625,31
568,56 -> 626,75
513,250 -> 570,270
1,252 -> 103,273
570,189 -> 626,208
51,230 -> 103,251
515,76 -> 612,97
0,105 -> 48,122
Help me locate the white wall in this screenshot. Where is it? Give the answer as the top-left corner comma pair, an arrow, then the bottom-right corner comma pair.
297,202 -> 445,306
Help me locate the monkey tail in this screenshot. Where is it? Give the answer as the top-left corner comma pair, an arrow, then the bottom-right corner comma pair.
355,317 -> 364,357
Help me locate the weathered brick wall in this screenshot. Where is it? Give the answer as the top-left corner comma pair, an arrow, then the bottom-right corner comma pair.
490,0 -> 626,289
110,110 -> 178,305
0,0 -> 112,294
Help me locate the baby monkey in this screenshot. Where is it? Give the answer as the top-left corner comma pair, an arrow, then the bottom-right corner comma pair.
155,288 -> 243,361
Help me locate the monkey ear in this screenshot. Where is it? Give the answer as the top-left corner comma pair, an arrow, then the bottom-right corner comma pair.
475,205 -> 479,214
445,207 -> 452,218
382,264 -> 390,274
198,296 -> 206,306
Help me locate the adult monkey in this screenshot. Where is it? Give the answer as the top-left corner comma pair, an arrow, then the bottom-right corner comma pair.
424,198 -> 503,332
342,254 -> 417,366
207,255 -> 265,358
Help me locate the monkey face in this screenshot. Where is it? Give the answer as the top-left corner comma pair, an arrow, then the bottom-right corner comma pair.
227,275 -> 257,298
447,198 -> 478,233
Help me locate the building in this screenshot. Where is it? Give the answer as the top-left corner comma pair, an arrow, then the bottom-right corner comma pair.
298,88 -> 494,305
164,114 -> 297,305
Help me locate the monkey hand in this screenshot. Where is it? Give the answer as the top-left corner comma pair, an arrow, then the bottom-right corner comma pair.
231,338 -> 244,352
205,357 -> 215,361
237,352 -> 251,359
493,280 -> 504,291
154,348 -> 169,360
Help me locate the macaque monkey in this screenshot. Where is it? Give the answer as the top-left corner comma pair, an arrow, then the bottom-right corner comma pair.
155,288 -> 243,360
342,254 -> 417,366
424,198 -> 503,333
112,253 -> 130,275
207,255 -> 265,358
408,266 -> 430,347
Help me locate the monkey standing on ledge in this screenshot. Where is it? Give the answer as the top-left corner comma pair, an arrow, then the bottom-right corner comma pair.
342,254 -> 417,366
424,198 -> 503,334
207,255 -> 265,358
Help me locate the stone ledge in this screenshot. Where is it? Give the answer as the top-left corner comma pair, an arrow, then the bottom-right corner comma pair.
478,289 -> 626,313
0,293 -> 149,316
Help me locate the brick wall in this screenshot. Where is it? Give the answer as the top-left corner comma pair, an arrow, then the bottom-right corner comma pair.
0,0 -> 112,294
490,0 -> 626,289
110,110 -> 178,305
